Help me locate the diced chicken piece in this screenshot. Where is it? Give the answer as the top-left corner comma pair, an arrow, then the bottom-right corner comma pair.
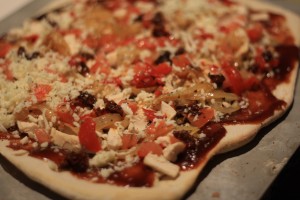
89,151 -> 116,167
163,142 -> 186,162
20,136 -> 29,145
161,101 -> 176,120
143,154 -> 180,178
128,109 -> 148,133
50,128 -> 81,152
17,121 -> 38,140
106,88 -> 131,104
121,103 -> 133,115
64,34 -> 80,55
100,168 -> 115,179
17,121 -> 38,132
107,128 -> 122,150
155,136 -> 171,148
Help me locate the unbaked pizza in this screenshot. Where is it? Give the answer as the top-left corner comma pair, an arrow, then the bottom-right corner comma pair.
0,0 -> 299,199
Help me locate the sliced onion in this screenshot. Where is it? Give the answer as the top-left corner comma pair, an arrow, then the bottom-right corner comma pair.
154,82 -> 239,108
174,125 -> 199,135
190,90 -> 239,101
211,101 -> 240,114
14,104 -> 46,121
94,113 -> 122,131
154,82 -> 214,105
60,123 -> 79,135
207,90 -> 239,101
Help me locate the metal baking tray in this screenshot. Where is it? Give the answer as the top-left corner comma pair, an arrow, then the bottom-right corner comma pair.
0,1 -> 299,200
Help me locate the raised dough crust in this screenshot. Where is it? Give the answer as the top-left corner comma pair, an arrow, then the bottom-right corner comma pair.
0,0 -> 299,200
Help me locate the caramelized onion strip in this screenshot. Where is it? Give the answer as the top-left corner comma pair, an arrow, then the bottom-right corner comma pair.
94,113 -> 122,131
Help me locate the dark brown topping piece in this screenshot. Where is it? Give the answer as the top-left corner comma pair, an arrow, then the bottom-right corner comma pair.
209,74 -> 225,88
17,46 -> 40,60
174,123 -> 226,169
75,61 -> 90,76
73,91 -> 97,109
104,99 -> 124,116
60,151 -> 89,173
154,51 -> 172,65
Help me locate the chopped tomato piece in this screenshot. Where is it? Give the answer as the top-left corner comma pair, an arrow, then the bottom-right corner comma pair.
103,77 -> 123,87
90,52 -> 110,75
247,23 -> 263,43
156,36 -> 179,47
23,34 -> 39,43
78,117 -> 101,153
243,76 -> 259,90
187,108 -> 215,128
150,63 -> 172,77
135,37 -> 156,51
0,41 -> 12,58
131,71 -> 157,88
222,63 -> 245,95
146,120 -> 173,139
34,128 -> 50,143
137,142 -> 163,158
34,84 -> 52,102
83,35 -> 100,49
127,101 -> 138,114
143,108 -> 159,121
90,62 -> 111,75
172,54 -> 191,68
220,0 -> 236,6
56,104 -> 74,125
154,86 -> 163,97
99,34 -> 119,53
122,134 -> 138,149
131,62 -> 171,88
219,22 -> 241,33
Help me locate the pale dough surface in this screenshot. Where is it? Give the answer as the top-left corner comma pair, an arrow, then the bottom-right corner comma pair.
0,0 -> 299,200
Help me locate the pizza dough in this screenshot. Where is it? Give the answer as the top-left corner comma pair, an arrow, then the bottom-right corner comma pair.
0,1 -> 299,200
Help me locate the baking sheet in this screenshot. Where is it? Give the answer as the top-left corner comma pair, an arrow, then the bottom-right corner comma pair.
0,1 -> 299,200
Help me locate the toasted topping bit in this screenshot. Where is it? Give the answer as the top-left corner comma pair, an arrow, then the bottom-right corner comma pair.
107,128 -> 122,150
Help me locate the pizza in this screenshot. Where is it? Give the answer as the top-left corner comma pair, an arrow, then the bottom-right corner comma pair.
0,0 -> 299,199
